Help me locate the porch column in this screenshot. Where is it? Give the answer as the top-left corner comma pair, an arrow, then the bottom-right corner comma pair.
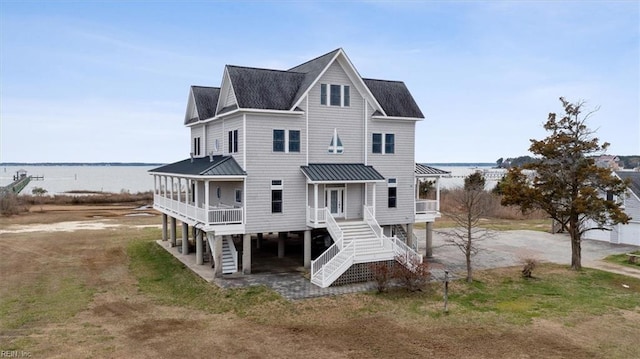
426,222 -> 433,258
196,229 -> 203,265
170,217 -> 177,247
161,213 -> 168,241
214,235 -> 223,277
182,222 -> 189,255
304,230 -> 311,269
435,178 -> 441,212
163,176 -> 167,197
205,180 -> 210,223
372,183 -> 377,217
169,177 -> 173,201
243,234 -> 251,274
313,183 -> 319,221
278,232 -> 286,258
407,223 -> 414,248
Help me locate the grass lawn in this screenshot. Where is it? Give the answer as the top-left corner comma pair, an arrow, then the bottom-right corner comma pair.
604,250 -> 640,269
1,207 -> 639,358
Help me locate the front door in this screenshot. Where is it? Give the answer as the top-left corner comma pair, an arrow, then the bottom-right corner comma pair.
326,188 -> 345,218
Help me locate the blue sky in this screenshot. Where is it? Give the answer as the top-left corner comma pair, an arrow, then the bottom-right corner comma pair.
1,0 -> 638,163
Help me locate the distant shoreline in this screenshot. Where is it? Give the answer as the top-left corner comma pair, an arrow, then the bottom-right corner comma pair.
0,162 -> 164,167
2,162 -> 495,167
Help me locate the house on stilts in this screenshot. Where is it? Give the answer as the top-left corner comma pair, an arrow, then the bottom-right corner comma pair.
149,48 -> 448,288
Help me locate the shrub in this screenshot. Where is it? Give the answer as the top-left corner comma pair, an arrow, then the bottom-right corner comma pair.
0,193 -> 26,216
393,256 -> 431,292
369,262 -> 393,293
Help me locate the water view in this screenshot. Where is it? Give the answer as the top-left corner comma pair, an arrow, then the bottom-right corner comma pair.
0,163 -> 503,195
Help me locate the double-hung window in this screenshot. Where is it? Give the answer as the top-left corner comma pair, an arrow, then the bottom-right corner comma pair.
321,83 -> 350,107
372,133 -> 395,154
273,129 -> 300,153
228,130 -> 238,153
193,137 -> 201,156
273,130 -> 285,152
271,180 -> 283,213
388,178 -> 397,208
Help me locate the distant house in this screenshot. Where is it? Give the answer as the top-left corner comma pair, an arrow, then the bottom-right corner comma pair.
595,155 -> 622,170
583,171 -> 640,246
149,48 -> 446,287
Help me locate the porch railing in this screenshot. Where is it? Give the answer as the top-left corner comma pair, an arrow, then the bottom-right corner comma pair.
154,194 -> 243,226
306,206 -> 327,225
415,200 -> 438,213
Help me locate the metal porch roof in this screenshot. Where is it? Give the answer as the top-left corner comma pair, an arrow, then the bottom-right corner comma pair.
300,163 -> 385,183
149,156 -> 246,176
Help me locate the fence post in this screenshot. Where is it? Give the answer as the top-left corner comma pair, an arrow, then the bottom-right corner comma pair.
444,270 -> 449,313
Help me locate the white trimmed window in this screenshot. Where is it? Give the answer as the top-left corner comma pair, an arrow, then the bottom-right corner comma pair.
193,137 -> 201,156
235,189 -> 242,204
273,129 -> 301,153
228,129 -> 238,153
271,180 -> 283,213
328,128 -> 344,154
321,83 -> 350,107
388,178 -> 397,208
372,133 -> 395,154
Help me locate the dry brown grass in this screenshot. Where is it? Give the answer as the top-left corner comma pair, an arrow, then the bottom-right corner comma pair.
0,205 -> 638,358
439,189 -> 547,220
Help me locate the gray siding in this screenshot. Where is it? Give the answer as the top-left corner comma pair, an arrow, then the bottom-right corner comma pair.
190,125 -> 205,157
307,62 -> 365,164
224,115 -> 244,169
624,192 -> 640,221
367,119 -> 416,225
346,183 -> 364,219
244,113 -> 308,233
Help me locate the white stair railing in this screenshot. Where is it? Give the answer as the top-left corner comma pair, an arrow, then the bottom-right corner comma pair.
363,205 -> 384,248
325,208 -> 344,249
312,241 -> 356,288
392,236 -> 423,268
224,236 -> 238,273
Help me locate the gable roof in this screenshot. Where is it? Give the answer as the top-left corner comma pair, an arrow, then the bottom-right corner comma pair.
364,79 -> 424,118
300,163 -> 385,183
288,49 -> 341,107
226,66 -> 305,110
187,48 -> 423,121
186,86 -> 220,124
616,171 -> 640,199
415,163 -> 451,177
149,156 -> 246,176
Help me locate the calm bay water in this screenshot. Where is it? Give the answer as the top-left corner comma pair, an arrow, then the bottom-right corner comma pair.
0,165 -> 158,195
0,164 -> 502,195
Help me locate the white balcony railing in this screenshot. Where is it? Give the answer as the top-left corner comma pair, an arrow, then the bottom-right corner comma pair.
306,206 -> 327,226
415,200 -> 438,213
154,194 -> 243,226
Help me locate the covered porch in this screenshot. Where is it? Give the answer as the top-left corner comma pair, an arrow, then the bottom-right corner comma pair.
149,156 -> 247,234
301,163 -> 386,228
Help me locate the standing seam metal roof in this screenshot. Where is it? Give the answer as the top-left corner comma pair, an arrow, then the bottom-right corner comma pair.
415,163 -> 451,176
149,156 -> 246,176
300,163 -> 385,182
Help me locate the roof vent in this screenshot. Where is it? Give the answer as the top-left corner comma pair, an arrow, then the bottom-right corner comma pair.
190,152 -> 194,163
209,151 -> 214,162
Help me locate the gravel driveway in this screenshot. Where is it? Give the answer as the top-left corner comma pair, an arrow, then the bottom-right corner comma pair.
414,229 -> 640,279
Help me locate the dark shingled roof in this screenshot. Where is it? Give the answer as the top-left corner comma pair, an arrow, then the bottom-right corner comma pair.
363,79 -> 424,118
288,48 -> 341,107
188,86 -> 220,124
300,163 -> 385,182
617,171 -> 640,198
149,156 -> 246,176
226,66 -> 305,110
415,163 -> 451,176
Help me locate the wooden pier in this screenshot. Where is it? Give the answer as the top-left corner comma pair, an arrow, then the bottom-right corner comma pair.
0,170 -> 44,196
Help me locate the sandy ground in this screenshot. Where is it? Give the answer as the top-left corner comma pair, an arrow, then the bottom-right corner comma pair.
1,205 -> 639,358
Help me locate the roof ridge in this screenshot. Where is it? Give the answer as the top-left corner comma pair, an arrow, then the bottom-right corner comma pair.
363,78 -> 404,84
191,85 -> 220,89
227,64 -> 303,75
288,48 -> 341,72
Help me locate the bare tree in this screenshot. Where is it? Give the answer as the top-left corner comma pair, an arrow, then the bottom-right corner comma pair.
440,175 -> 494,282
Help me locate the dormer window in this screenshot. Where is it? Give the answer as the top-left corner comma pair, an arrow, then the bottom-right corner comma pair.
328,128 -> 343,154
321,84 -> 350,107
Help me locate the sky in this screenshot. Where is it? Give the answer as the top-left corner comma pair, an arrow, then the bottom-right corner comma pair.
1,0 -> 638,163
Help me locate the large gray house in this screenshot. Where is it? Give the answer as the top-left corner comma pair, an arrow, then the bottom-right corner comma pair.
149,49 -> 447,287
